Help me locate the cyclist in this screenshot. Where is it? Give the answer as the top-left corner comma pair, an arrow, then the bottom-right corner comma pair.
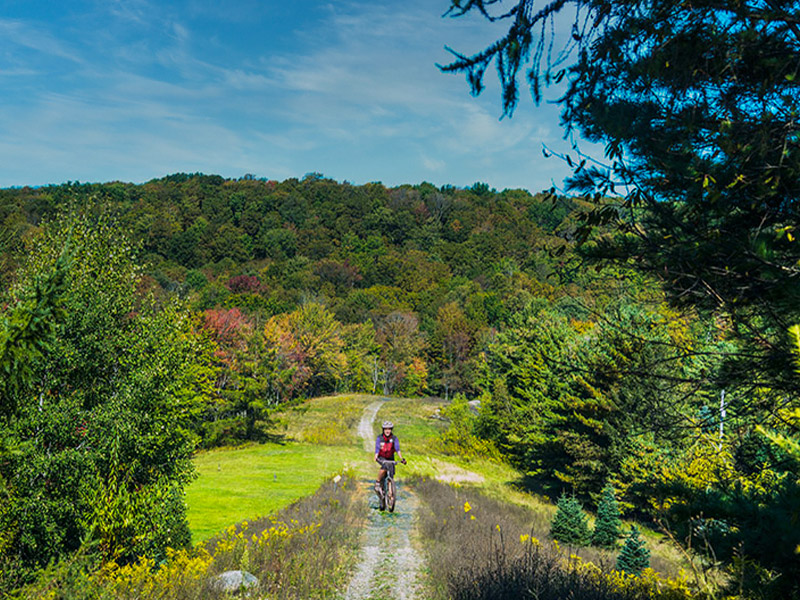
374,420 -> 406,499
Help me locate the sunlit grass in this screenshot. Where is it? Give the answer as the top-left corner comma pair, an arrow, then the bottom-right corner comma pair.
272,393 -> 378,445
375,396 -> 447,452
186,442 -> 362,542
187,395 -> 375,542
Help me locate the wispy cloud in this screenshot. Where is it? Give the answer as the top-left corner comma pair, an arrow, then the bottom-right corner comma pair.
0,18 -> 84,64
102,0 -> 157,27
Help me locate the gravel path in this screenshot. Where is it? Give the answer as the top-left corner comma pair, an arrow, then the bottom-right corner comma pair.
358,400 -> 383,452
343,400 -> 423,600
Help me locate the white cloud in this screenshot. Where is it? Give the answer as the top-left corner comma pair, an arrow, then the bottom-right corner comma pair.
422,155 -> 446,172
0,18 -> 84,64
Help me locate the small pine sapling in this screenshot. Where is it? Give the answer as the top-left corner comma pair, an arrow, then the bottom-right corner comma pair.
616,525 -> 650,575
591,482 -> 622,548
550,493 -> 590,546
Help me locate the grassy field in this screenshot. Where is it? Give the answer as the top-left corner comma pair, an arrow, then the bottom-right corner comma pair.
187,394 -> 380,541
186,441 -> 363,541
271,393 -> 377,445
375,397 -> 544,506
185,394 -> 439,541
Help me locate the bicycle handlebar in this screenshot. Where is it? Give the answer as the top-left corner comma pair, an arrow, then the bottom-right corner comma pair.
376,458 -> 407,465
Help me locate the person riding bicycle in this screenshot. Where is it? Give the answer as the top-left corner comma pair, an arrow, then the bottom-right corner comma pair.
374,420 -> 406,498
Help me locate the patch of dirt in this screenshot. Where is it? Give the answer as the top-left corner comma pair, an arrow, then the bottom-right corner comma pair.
429,458 -> 485,484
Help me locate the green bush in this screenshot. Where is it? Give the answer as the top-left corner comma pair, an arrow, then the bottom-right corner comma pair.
550,494 -> 590,547
616,526 -> 650,576
0,214 -> 199,588
591,483 -> 622,549
438,394 -> 500,460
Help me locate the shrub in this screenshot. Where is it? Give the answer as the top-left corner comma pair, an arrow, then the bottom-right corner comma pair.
437,394 -> 500,460
14,473 -> 362,600
550,494 -> 590,547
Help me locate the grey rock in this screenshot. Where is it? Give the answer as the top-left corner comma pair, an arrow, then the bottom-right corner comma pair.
211,570 -> 259,595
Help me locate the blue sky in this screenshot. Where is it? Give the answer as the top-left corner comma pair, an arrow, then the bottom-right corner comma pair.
0,1 -> 579,192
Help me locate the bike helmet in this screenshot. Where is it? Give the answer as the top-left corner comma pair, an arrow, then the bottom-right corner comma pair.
382,421 -> 394,429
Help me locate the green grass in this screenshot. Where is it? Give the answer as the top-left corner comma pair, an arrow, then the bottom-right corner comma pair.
375,397 -> 542,505
186,441 -> 362,542
272,393 -> 378,445
375,396 -> 447,453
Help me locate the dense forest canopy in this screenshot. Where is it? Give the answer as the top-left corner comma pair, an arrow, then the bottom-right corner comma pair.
0,1 -> 798,598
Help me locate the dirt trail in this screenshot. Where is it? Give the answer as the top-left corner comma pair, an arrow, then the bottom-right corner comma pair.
358,400 -> 383,452
343,400 -> 423,600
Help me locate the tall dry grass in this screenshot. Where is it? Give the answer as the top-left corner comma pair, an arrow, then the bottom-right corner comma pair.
413,477 -> 698,600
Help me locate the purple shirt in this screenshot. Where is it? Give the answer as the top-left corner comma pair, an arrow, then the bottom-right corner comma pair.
375,434 -> 400,455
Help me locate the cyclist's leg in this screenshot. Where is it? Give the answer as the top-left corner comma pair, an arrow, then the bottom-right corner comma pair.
375,467 -> 387,495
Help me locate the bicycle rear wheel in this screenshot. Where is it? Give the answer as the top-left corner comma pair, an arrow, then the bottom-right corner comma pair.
387,478 -> 396,512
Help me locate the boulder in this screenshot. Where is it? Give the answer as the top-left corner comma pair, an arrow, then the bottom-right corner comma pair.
211,570 -> 259,595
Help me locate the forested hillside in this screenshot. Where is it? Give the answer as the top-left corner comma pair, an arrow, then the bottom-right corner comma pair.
1,173 -> 799,598
1,174 -> 588,415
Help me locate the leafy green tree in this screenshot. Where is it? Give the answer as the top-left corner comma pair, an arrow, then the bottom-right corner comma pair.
476,294 -> 698,496
591,483 -> 622,548
256,226 -> 298,260
431,301 -> 473,398
616,526 -> 650,575
341,320 -> 381,393
0,213 -> 200,578
549,493 -> 590,546
0,247 -> 70,413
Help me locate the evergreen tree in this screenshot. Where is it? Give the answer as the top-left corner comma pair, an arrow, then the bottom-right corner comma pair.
549,493 -> 590,546
616,526 -> 650,575
442,0 -> 800,404
591,483 -> 622,548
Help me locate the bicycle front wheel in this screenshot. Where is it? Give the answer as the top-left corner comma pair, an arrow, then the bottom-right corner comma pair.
387,478 -> 396,512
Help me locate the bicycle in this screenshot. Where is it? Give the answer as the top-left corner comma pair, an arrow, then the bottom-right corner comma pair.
376,458 -> 403,512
